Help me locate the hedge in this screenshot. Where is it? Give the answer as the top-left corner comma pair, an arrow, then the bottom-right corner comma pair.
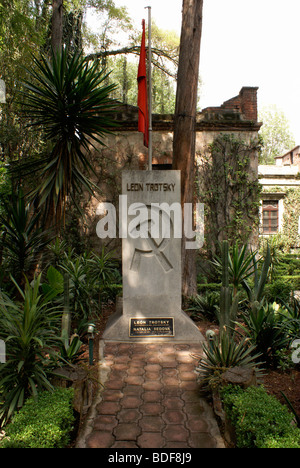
222,385 -> 300,448
0,388 -> 75,449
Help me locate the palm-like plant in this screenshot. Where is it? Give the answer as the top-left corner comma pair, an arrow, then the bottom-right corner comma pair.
0,189 -> 49,284
20,47 -> 118,230
0,275 -> 61,425
212,241 -> 257,297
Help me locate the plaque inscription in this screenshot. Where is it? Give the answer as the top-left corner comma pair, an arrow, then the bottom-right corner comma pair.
130,318 -> 174,337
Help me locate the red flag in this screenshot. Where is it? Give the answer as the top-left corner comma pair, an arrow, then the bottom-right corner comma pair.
137,19 -> 149,148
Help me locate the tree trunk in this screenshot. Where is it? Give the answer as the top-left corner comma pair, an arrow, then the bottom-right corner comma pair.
52,0 -> 63,52
172,0 -> 203,297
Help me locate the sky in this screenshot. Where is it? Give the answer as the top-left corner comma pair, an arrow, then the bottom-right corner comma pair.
105,0 -> 300,144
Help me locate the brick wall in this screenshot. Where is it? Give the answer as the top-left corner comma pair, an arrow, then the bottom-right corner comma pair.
221,87 -> 259,121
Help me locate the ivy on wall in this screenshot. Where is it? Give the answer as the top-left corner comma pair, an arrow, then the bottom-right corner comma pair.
281,188 -> 300,250
197,134 -> 262,255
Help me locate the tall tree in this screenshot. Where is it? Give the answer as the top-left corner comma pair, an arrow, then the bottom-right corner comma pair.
52,0 -> 63,52
172,0 -> 203,297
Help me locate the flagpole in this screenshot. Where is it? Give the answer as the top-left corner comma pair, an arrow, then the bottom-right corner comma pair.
145,6 -> 153,171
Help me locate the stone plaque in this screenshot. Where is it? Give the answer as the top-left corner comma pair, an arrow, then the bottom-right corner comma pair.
130,318 -> 174,337
102,170 -> 204,343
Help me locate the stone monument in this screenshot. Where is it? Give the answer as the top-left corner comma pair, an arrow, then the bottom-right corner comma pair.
103,170 -> 204,343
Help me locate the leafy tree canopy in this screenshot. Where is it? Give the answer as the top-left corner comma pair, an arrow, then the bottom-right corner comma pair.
259,105 -> 296,164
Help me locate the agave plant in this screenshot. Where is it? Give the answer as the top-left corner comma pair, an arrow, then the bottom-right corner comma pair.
196,331 -> 262,390
20,47 -> 118,230
242,244 -> 271,314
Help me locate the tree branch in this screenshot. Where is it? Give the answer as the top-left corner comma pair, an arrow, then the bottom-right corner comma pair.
85,45 -> 178,78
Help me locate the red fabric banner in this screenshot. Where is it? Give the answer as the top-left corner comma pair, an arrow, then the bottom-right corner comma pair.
137,19 -> 149,148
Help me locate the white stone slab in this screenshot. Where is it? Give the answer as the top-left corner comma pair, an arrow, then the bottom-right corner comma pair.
103,170 -> 204,343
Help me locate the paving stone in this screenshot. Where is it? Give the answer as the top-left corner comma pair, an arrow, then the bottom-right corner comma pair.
105,379 -> 124,390
140,402 -> 164,415
162,386 -> 182,396
114,355 -> 131,363
110,370 -> 127,380
96,401 -> 120,415
127,366 -> 145,376
122,385 -> 144,396
112,441 -> 139,448
143,380 -> 163,391
114,423 -> 141,441
120,395 -> 142,409
174,344 -> 190,351
179,371 -> 197,381
118,344 -> 132,352
163,425 -> 189,442
118,409 -> 141,423
163,397 -> 184,410
101,390 -> 123,401
137,432 -> 165,448
143,391 -> 163,402
139,416 -> 165,432
129,359 -> 147,367
164,442 -> 190,448
86,431 -> 115,448
144,364 -> 161,372
160,360 -> 178,368
178,363 -> 195,372
93,415 -> 118,432
162,376 -> 179,386
162,368 -> 178,377
144,371 -> 161,380
162,410 -> 186,425
125,375 -> 145,386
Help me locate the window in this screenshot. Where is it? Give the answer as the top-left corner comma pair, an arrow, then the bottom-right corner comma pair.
262,200 -> 278,234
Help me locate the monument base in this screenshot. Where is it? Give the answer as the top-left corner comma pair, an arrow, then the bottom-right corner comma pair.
102,298 -> 205,343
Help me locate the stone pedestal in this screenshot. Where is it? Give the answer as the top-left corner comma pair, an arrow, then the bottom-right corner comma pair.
103,170 -> 204,343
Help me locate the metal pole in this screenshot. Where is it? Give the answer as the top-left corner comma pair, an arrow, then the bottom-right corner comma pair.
145,6 -> 152,171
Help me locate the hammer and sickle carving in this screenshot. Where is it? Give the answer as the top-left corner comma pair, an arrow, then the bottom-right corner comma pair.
129,205 -> 174,273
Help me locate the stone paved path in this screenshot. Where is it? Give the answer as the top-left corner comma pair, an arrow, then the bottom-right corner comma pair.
76,342 -> 225,449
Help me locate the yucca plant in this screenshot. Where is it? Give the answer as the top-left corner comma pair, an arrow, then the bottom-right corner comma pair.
236,302 -> 290,368
20,47 -> 118,231
0,275 -> 61,425
0,188 -> 50,285
212,241 -> 258,297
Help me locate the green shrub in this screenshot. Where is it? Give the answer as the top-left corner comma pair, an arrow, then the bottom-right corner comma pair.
222,385 -> 300,448
187,291 -> 220,322
197,283 -> 222,293
237,302 -> 290,368
264,279 -> 292,303
279,275 -> 300,290
0,388 -> 75,448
